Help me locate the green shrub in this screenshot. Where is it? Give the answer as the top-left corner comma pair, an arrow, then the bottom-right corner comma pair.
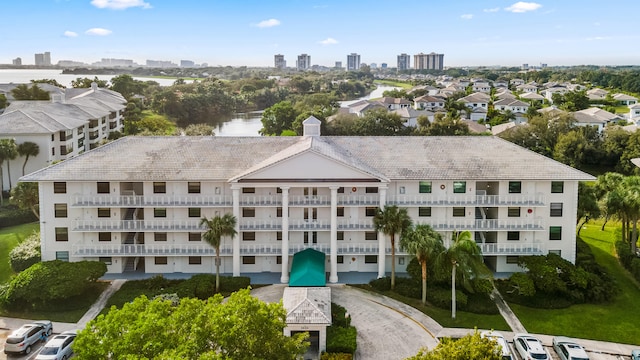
219,276 -> 250,292
464,293 -> 499,315
331,303 -> 351,328
394,277 -> 421,299
326,326 -> 357,354
427,287 -> 468,310
369,277 -> 391,291
616,240 -> 634,269
0,207 -> 37,229
9,231 -> 41,272
2,260 -> 107,310
321,353 -> 352,360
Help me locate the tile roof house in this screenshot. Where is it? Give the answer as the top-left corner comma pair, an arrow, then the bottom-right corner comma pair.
22,118 -> 593,282
613,93 -> 638,105
0,83 -> 126,191
413,95 -> 445,111
573,107 -> 621,132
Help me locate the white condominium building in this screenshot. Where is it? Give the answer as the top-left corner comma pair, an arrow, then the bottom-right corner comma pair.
21,118 -> 593,283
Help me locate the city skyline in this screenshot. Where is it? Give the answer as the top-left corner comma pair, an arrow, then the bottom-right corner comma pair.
2,0 -> 639,68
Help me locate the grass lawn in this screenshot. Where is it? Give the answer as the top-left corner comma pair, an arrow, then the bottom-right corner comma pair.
508,220 -> 640,345
352,285 -> 510,331
0,222 -> 39,284
375,80 -> 413,90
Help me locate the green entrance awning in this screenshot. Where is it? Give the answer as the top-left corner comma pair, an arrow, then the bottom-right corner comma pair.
289,248 -> 326,287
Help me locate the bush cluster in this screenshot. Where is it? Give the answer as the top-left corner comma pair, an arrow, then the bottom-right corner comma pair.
9,231 -> 41,272
616,240 -> 640,282
323,302 -> 357,358
0,207 -> 37,229
1,260 -> 107,310
501,238 -> 619,308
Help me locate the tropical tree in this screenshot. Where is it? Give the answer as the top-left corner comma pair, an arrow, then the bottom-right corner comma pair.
0,138 -> 18,204
622,176 -> 640,254
200,213 -> 238,292
16,141 -> 39,176
73,289 -> 309,359
440,230 -> 491,319
400,224 -> 445,305
10,182 -> 39,219
373,205 -> 412,290
576,182 -> 600,235
406,330 -> 501,360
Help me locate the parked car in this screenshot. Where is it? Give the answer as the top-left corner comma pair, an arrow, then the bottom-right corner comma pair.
3,320 -> 53,355
552,336 -> 590,360
35,330 -> 78,360
632,349 -> 640,360
513,333 -> 550,360
480,330 -> 514,360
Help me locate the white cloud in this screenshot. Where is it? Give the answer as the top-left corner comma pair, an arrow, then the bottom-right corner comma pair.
91,0 -> 151,9
254,19 -> 281,28
318,37 -> 338,45
85,28 -> 113,36
505,2 -> 542,13
461,14 -> 473,20
586,36 -> 608,41
64,31 -> 78,37
483,7 -> 500,12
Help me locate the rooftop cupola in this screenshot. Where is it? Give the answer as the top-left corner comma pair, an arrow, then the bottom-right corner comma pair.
302,116 -> 321,137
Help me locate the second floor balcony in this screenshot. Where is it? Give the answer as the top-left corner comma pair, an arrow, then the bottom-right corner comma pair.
72,194 -> 233,207
389,193 -> 545,207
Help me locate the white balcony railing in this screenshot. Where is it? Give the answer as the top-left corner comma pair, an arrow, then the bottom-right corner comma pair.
388,194 -> 545,207
72,195 -> 232,207
415,218 -> 544,231
337,195 -> 380,206
478,242 -> 545,255
70,243 -> 399,257
74,219 -> 202,232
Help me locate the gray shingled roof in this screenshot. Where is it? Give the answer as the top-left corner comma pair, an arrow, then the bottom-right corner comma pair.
21,135 -> 594,182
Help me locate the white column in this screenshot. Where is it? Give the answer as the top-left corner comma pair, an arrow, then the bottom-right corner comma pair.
377,186 -> 387,278
232,187 -> 241,276
329,186 -> 339,283
280,187 -> 290,283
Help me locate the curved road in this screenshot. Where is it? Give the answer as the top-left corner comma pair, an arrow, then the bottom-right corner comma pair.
251,284 -> 441,360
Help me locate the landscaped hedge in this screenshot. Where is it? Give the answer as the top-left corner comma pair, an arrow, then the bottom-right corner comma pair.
321,353 -> 352,360
616,240 -> 640,282
0,207 -> 37,229
428,287 -> 468,310
325,326 -> 357,354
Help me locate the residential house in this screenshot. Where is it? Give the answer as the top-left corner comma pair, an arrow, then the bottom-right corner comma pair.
413,95 -> 445,111
459,92 -> 490,121
391,108 -> 434,127
586,88 -> 609,101
613,93 -> 638,105
519,92 -> 545,103
21,117 -> 593,280
573,107 -> 621,132
493,99 -> 530,123
510,79 -> 525,87
628,103 -> 640,122
378,97 -> 412,110
516,83 -> 538,93
472,82 -> 491,93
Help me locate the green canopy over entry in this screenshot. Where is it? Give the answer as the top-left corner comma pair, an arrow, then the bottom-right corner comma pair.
289,248 -> 326,287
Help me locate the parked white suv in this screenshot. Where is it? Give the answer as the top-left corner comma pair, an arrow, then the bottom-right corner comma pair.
3,320 -> 53,355
35,330 -> 78,360
513,333 -> 550,360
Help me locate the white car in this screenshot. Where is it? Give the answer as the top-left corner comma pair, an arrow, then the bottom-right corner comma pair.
35,330 -> 78,360
3,320 -> 53,355
513,333 -> 550,360
552,336 -> 590,360
480,331 -> 514,360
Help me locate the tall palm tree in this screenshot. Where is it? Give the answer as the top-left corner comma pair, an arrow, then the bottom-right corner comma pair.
200,213 -> 237,292
0,139 -> 18,205
440,230 -> 491,319
373,205 -> 412,290
400,224 -> 445,305
17,141 -> 40,176
622,176 -> 640,254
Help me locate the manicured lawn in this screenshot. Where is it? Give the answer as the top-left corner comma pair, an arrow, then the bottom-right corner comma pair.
375,80 -> 413,90
508,220 -> 640,345
0,222 -> 39,284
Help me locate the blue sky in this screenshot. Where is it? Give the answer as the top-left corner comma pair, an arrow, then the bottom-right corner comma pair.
3,0 -> 639,67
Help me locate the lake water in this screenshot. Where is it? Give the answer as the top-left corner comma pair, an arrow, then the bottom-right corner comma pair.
0,69 -> 399,136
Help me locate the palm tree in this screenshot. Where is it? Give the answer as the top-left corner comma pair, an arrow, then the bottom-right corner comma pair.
440,230 -> 491,319
200,213 -> 237,292
373,205 -> 412,290
17,141 -> 40,176
622,176 -> 640,254
400,224 -> 445,305
0,139 -> 18,205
